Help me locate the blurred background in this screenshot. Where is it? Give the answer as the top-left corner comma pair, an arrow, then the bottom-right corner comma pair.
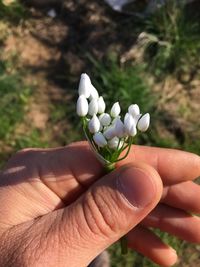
0,0 -> 200,266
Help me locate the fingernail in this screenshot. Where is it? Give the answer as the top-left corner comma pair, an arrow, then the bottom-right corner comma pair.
117,166 -> 156,208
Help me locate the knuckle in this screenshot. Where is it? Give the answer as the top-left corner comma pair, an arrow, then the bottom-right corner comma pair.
82,187 -> 122,239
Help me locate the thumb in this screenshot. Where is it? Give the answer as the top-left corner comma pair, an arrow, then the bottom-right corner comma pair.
58,163 -> 163,266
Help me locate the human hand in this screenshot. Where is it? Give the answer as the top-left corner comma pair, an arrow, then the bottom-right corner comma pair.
0,142 -> 199,267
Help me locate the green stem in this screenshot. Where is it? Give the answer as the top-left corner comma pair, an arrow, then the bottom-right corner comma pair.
120,236 -> 128,255
115,137 -> 133,162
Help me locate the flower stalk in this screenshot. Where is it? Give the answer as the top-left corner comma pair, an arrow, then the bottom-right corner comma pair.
77,73 -> 150,255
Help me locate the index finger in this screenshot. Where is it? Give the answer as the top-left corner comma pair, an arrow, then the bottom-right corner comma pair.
118,145 -> 200,185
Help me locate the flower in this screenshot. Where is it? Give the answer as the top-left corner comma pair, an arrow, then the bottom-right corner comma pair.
78,73 -> 91,98
76,95 -> 88,117
124,113 -> 137,137
98,96 -> 106,114
88,98 -> 98,116
114,118 -> 125,138
111,102 -> 121,117
77,73 -> 150,160
128,104 -> 140,117
108,137 -> 123,149
88,114 -> 101,133
93,132 -> 107,147
89,84 -> 99,100
99,113 -> 111,127
137,113 -> 150,132
103,125 -> 116,140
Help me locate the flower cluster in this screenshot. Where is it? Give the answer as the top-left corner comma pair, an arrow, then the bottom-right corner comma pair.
76,73 -> 150,166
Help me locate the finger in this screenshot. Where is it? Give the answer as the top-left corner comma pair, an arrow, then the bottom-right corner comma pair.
118,145 -> 200,185
127,226 -> 177,267
5,142 -> 200,204
162,181 -> 200,214
53,163 -> 162,266
142,204 -> 200,243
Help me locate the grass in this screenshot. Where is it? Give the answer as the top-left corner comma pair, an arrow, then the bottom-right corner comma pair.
0,55 -> 31,142
141,0 -> 200,79
0,0 -> 26,23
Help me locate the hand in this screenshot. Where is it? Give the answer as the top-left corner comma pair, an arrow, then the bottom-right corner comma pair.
0,142 -> 199,267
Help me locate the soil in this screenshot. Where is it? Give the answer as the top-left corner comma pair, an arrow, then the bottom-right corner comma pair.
4,0 -> 199,147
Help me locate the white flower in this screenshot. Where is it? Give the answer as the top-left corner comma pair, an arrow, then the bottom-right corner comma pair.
89,84 -> 99,100
115,118 -> 125,138
93,132 -> 107,147
111,116 -> 121,125
78,73 -> 91,98
128,104 -> 140,117
137,113 -> 150,132
99,113 -> 111,127
88,114 -> 101,133
88,99 -> 98,116
76,95 -> 88,117
111,102 -> 121,117
98,96 -> 106,114
124,113 -> 137,137
103,125 -> 116,140
108,137 -> 123,150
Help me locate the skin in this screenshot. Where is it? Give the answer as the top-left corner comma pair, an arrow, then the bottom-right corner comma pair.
0,141 -> 200,267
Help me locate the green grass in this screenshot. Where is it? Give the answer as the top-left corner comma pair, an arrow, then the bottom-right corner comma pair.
0,0 -> 26,23
142,0 -> 200,79
88,55 -> 155,114
0,56 -> 31,142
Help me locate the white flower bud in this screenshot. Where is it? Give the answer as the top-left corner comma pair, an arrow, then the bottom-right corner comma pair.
88,99 -> 98,116
103,125 -> 116,140
111,102 -> 121,117
88,114 -> 101,133
111,116 -> 121,125
108,137 -> 123,150
99,113 -> 111,127
124,113 -> 137,137
115,118 -> 125,138
76,95 -> 88,117
128,104 -> 140,117
78,73 -> 91,98
137,113 -> 150,132
98,96 -> 106,114
89,84 -> 99,100
93,132 -> 107,147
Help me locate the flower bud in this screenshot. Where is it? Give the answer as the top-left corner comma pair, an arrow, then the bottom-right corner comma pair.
128,104 -> 140,117
124,113 -> 137,137
88,99 -> 98,116
93,132 -> 107,147
88,114 -> 101,133
111,102 -> 121,117
108,137 -> 123,150
89,84 -> 99,100
115,118 -> 125,138
111,116 -> 121,125
137,113 -> 150,132
78,73 -> 91,98
76,95 -> 88,117
98,96 -> 106,114
99,113 -> 111,127
103,125 -> 116,140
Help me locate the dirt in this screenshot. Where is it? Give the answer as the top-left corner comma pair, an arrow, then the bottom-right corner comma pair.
2,0 -> 200,148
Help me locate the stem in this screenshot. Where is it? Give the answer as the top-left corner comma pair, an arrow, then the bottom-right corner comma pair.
115,137 -> 133,162
120,236 -> 128,255
105,162 -> 115,172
